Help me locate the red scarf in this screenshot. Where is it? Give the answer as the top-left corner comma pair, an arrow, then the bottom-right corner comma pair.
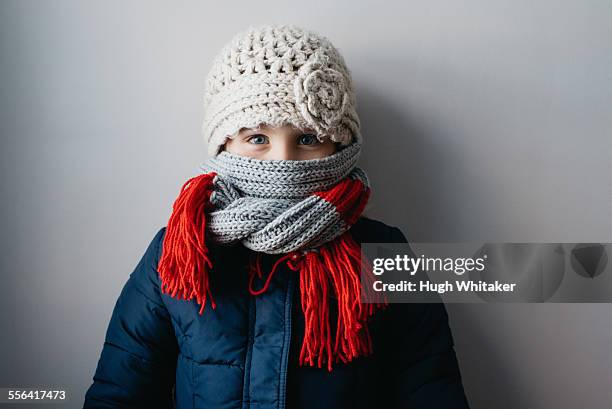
157,171 -> 387,372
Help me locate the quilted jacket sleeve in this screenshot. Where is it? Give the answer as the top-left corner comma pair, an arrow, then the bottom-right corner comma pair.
83,227 -> 178,408
378,226 -> 471,409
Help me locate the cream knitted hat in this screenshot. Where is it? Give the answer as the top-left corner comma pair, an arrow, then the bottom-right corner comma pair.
201,24 -> 362,157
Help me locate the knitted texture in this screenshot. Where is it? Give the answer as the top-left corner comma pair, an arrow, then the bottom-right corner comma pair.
158,141 -> 388,371
201,24 -> 361,156
199,141 -> 367,253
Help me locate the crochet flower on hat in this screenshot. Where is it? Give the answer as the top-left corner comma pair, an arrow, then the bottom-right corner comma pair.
293,49 -> 351,138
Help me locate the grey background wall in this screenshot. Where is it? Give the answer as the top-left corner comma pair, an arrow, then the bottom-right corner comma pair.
1,1 -> 611,408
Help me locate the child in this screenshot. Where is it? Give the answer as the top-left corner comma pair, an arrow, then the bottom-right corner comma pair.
84,24 -> 470,409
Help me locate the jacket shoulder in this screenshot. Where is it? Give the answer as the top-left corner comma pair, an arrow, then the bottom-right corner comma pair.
350,216 -> 408,244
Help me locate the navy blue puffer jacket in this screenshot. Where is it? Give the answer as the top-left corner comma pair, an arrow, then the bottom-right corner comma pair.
84,216 -> 470,408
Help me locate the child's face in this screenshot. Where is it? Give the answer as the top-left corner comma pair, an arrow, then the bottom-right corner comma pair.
222,124 -> 338,160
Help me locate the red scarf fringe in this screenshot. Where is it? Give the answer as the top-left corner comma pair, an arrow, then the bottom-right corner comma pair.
158,171 -> 388,371
158,172 -> 218,314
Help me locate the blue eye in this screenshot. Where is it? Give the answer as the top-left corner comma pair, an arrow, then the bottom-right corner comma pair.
247,134 -> 267,144
298,133 -> 319,145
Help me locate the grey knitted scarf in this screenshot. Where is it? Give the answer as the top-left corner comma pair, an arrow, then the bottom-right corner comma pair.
198,140 -> 369,254
159,139 -> 383,371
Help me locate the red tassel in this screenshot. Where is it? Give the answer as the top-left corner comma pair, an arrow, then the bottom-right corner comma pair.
281,231 -> 388,372
158,172 -> 218,314
248,251 -> 297,296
